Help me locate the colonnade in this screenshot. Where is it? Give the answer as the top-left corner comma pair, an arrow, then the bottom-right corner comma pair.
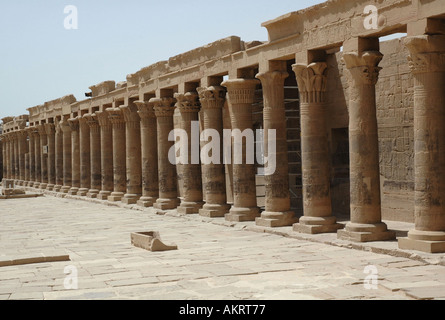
1,34 -> 445,253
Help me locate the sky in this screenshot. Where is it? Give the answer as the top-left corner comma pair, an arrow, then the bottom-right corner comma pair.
0,0 -> 327,120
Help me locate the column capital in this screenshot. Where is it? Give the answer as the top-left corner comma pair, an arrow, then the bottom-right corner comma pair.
256,70 -> 289,86
135,101 -> 156,119
106,107 -> 125,124
292,62 -> 328,104
404,35 -> 445,74
59,119 -> 72,133
36,124 -> 47,136
95,110 -> 111,127
151,97 -> 176,118
197,86 -> 226,110
120,104 -> 141,123
83,113 -> 100,129
221,78 -> 260,105
44,123 -> 55,136
174,92 -> 201,113
343,51 -> 383,85
25,126 -> 38,137
68,117 -> 80,131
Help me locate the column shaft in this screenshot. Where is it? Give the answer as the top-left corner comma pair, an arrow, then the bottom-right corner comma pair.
68,118 -> 80,195
107,108 -> 126,201
54,122 -> 64,192
222,79 -> 261,222
60,119 -> 72,193
45,124 -> 56,190
78,117 -> 91,196
34,129 -> 41,188
85,114 -> 101,198
96,111 -> 113,200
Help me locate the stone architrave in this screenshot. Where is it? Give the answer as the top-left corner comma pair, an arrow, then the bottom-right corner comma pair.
256,70 -> 298,227
120,104 -> 142,205
135,101 -> 159,207
175,92 -> 204,214
398,35 -> 445,253
54,120 -> 64,192
68,117 -> 80,195
337,51 -> 396,242
60,118 -> 72,193
44,123 -> 56,191
84,114 -> 101,198
96,110 -> 114,201
222,79 -> 261,222
292,63 -> 343,233
197,86 -> 231,217
152,97 -> 180,210
107,108 -> 126,202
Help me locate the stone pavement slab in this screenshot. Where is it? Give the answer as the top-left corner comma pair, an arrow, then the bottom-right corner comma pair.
0,195 -> 444,300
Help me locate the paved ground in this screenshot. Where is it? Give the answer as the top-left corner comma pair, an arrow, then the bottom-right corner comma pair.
1,193 -> 445,300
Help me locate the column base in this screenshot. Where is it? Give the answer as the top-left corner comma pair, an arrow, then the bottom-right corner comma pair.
199,203 -> 231,218
60,186 -> 71,194
46,184 -> 55,191
108,192 -> 124,202
294,216 -> 344,234
153,198 -> 180,211
27,181 -> 34,187
87,189 -> 100,199
16,180 -> 24,186
337,222 -> 396,243
53,185 -> 62,193
68,187 -> 79,195
77,188 -> 89,197
177,201 -> 204,215
122,194 -> 141,205
256,211 -> 298,228
97,191 -> 111,200
39,183 -> 48,190
137,197 -> 157,208
33,182 -> 41,189
225,206 -> 261,222
399,230 -> 445,253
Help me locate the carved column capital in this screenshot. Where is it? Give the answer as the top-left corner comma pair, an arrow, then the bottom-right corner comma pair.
152,97 -> 176,118
343,51 -> 383,85
135,101 -> 156,119
404,35 -> 445,74
68,117 -> 80,131
292,62 -> 328,104
197,86 -> 226,110
174,92 -> 201,113
59,119 -> 72,133
120,104 -> 141,123
36,124 -> 47,136
83,113 -> 100,129
222,79 -> 260,105
106,108 -> 125,124
44,123 -> 55,136
95,111 -> 111,128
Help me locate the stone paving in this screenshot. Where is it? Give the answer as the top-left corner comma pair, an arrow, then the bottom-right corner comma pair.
1,194 -> 445,300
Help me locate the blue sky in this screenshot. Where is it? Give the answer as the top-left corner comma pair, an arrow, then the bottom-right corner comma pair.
0,1 -> 327,119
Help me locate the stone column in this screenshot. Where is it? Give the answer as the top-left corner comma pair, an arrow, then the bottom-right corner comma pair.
152,97 -> 180,210
120,104 -> 142,204
44,123 -> 56,191
37,125 -> 48,189
4,134 -> 10,180
12,133 -> 18,182
77,117 -> 91,196
1,136 -> 6,182
26,128 -> 35,187
18,130 -> 27,185
107,108 -> 126,202
54,121 -> 64,192
96,111 -> 113,200
84,114 -> 101,198
68,118 -> 80,195
222,79 -> 261,222
135,101 -> 159,207
398,35 -> 445,253
337,50 -> 395,242
197,86 -> 231,217
33,128 -> 41,189
255,70 -> 298,227
60,119 -> 72,193
175,92 -> 203,214
291,63 -> 343,233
